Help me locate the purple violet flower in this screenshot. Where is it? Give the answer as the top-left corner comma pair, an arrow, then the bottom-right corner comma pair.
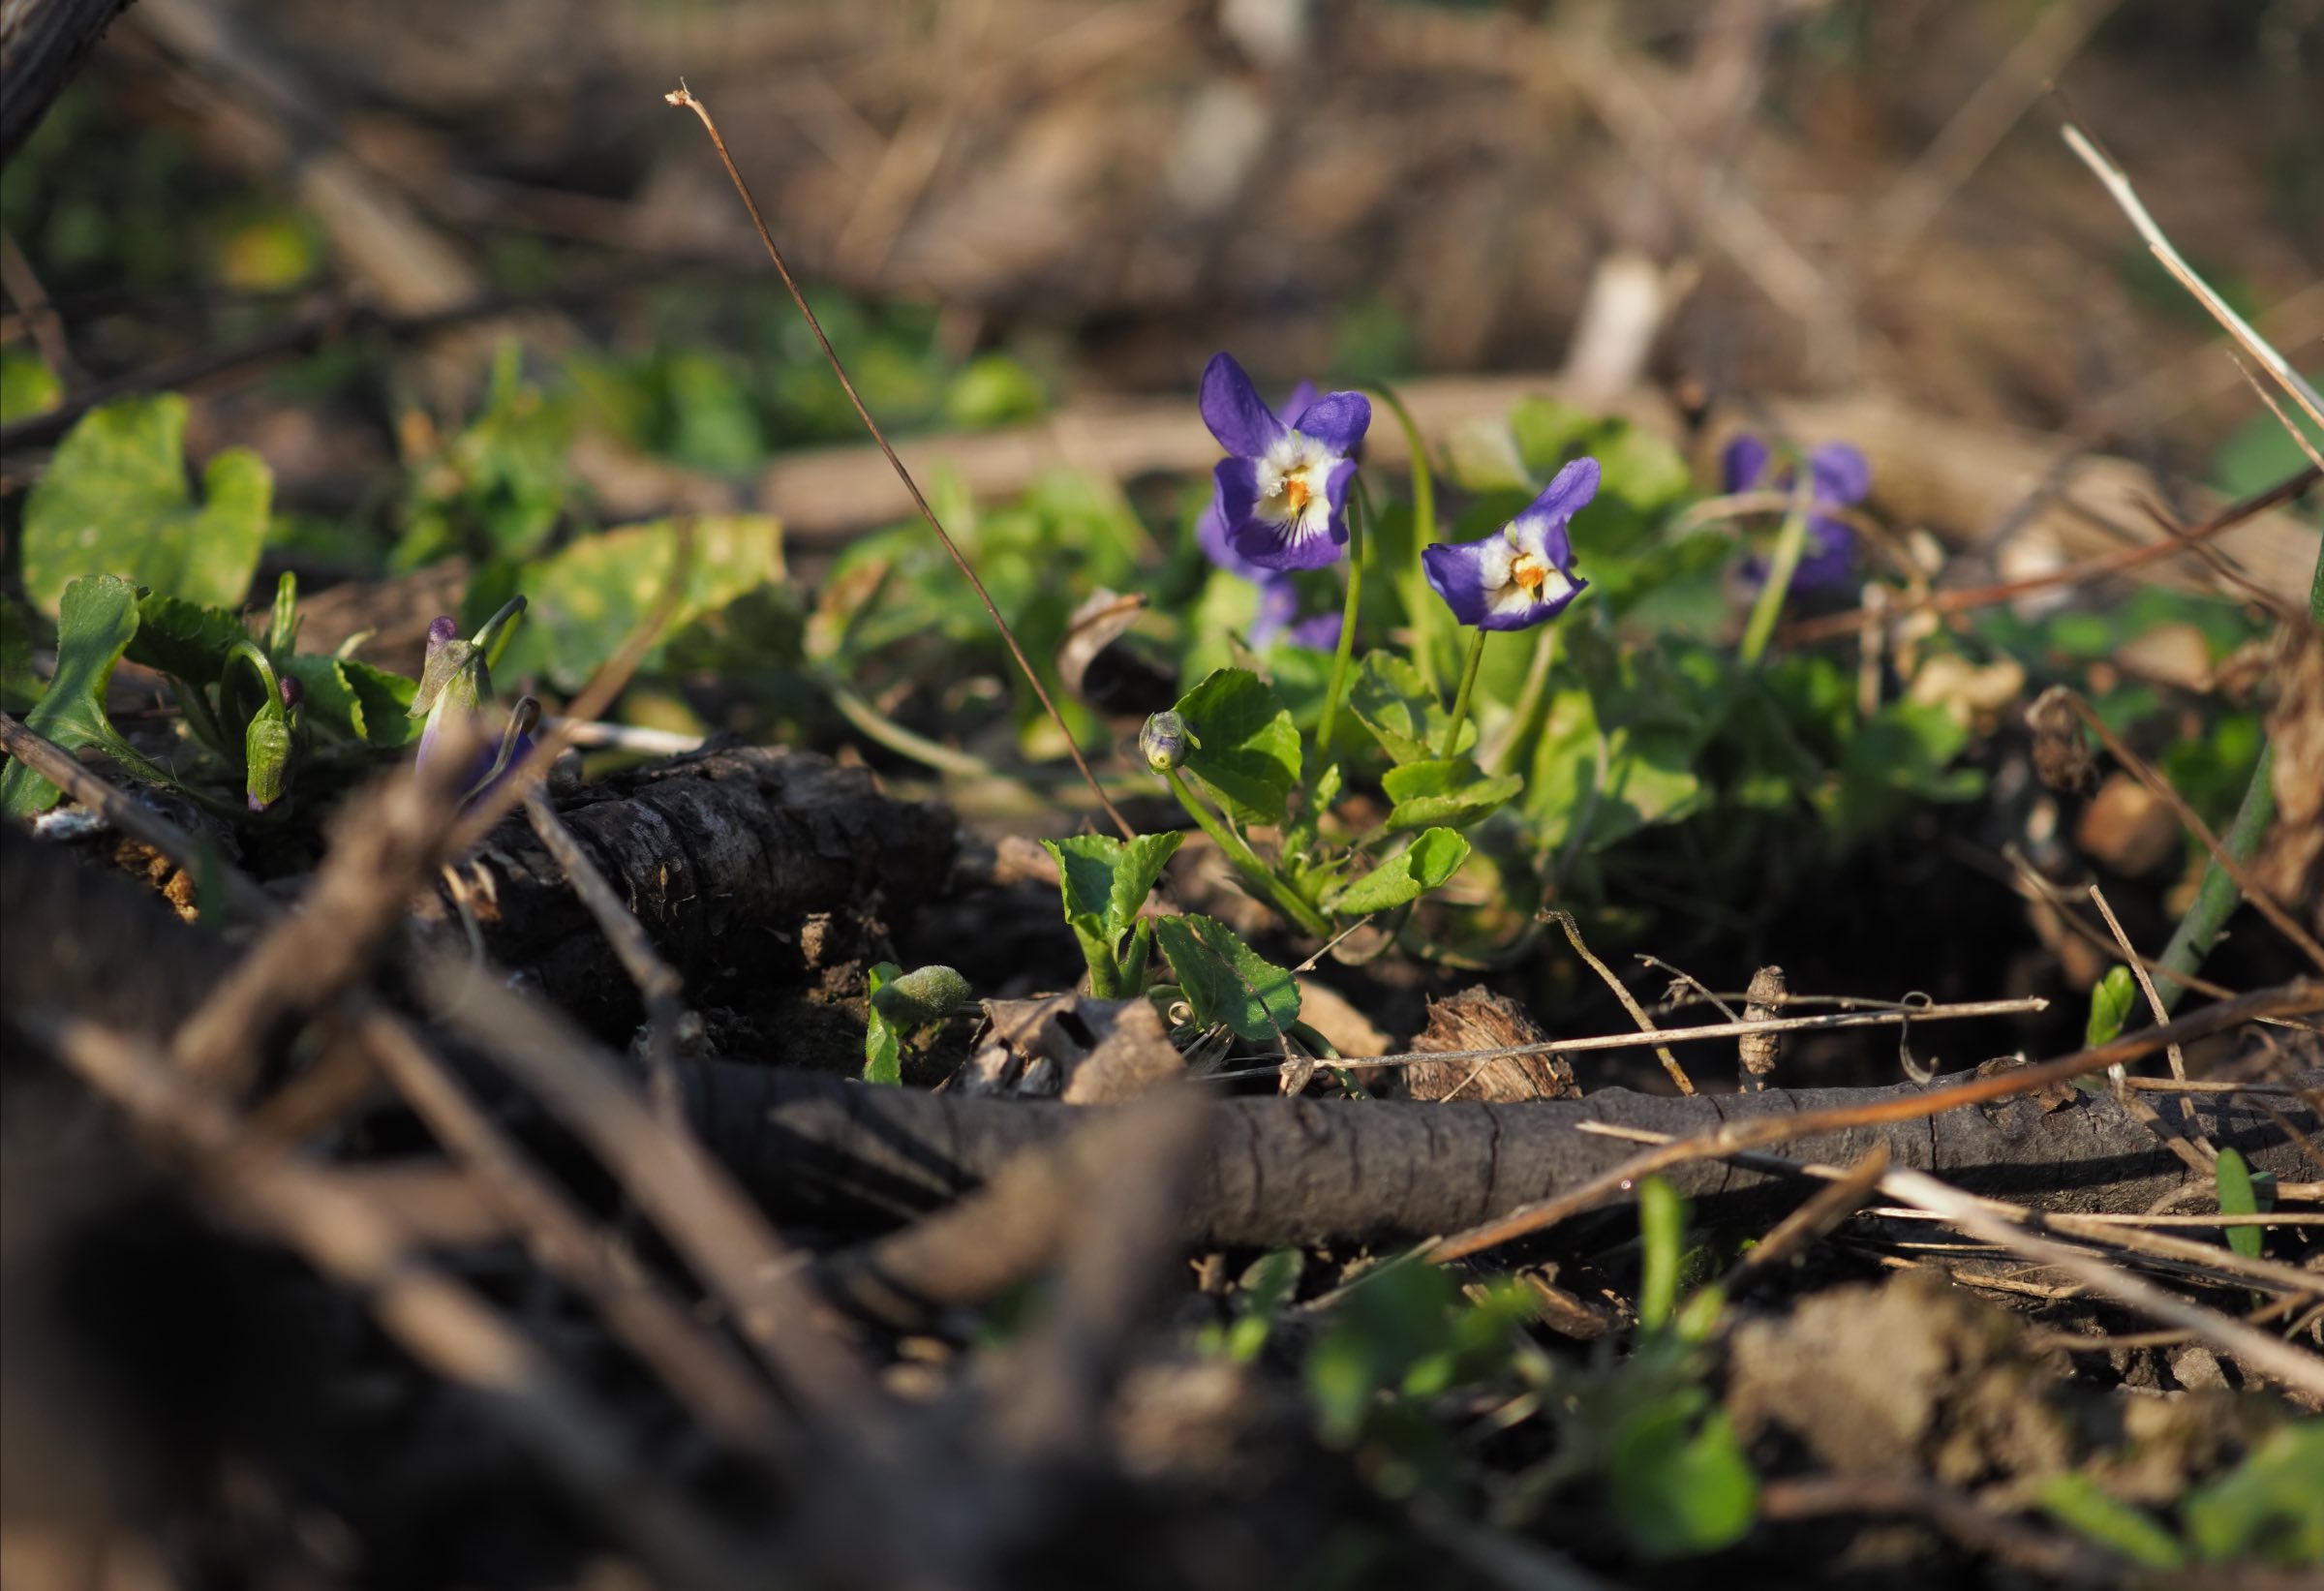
1726,435 -> 1869,595
1199,352 -> 1371,571
1197,495 -> 1343,652
1422,458 -> 1597,631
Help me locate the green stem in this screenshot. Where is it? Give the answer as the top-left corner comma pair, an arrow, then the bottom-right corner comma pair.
1164,767 -> 1332,937
1364,382 -> 1440,693
1737,476 -> 1814,667
1439,628 -> 1489,761
2153,532 -> 2324,1010
1314,484 -> 1367,758
1489,623 -> 1558,778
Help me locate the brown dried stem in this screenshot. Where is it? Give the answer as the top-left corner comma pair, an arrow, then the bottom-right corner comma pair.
665,83 -> 1133,841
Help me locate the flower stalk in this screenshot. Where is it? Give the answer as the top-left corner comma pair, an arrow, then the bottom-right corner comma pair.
1439,628 -> 1489,762
1737,479 -> 1813,666
1162,767 -> 1331,938
1313,486 -> 1367,755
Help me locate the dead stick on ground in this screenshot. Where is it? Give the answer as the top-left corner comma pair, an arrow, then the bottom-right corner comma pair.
521,785 -> 688,1127
1422,981 -> 2321,1264
419,957 -> 886,1431
1881,1163 -> 2324,1398
665,82 -> 1133,842
45,1015 -> 753,1591
2064,689 -> 2324,972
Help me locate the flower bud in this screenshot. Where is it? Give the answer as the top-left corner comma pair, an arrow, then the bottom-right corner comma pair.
1140,711 -> 1195,773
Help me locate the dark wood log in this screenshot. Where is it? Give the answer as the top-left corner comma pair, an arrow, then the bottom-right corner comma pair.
1,0 -> 137,168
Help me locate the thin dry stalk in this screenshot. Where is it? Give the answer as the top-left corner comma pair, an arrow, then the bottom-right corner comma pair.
417,958 -> 885,1431
1206,994 -> 2049,1083
520,785 -> 688,1126
45,1016 -> 752,1591
665,83 -> 1133,841
1780,465 -> 2318,647
2087,879 -> 2210,1163
1728,1143 -> 1890,1279
2062,124 -> 2324,438
1544,912 -> 1692,1093
1879,1164 -> 2324,1398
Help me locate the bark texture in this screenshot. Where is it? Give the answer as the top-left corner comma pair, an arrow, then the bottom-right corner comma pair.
1,0 -> 134,168
422,747 -> 958,1029
689,1060 -> 2322,1247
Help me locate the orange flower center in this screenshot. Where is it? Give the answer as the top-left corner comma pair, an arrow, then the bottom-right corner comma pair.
1281,473 -> 1312,512
1511,552 -> 1549,593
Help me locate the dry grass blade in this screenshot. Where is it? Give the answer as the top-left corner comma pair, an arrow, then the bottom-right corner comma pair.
665,83 -> 1134,841
1878,1165 -> 2324,1398
417,956 -> 885,1429
1729,1144 -> 1891,1280
1543,911 -> 1694,1093
2087,878 -> 2210,1164
43,1015 -> 752,1591
2062,123 -> 2324,440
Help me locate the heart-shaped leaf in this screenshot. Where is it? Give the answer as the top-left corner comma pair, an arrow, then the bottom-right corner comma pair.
21,395 -> 271,616
1154,914 -> 1300,1043
1174,667 -> 1300,826
1042,831 -> 1183,995
282,654 -> 419,749
1380,757 -> 1522,835
127,594 -> 248,685
1,575 -> 175,814
1323,827 -> 1471,916
1350,650 -> 1472,765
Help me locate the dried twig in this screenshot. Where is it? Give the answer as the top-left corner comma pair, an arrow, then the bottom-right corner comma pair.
45,1015 -> 753,1591
665,82 -> 1133,841
1204,994 -> 2049,1083
419,957 -> 885,1429
520,785 -> 688,1126
1879,1164 -> 2324,1398
1546,912 -> 1692,1093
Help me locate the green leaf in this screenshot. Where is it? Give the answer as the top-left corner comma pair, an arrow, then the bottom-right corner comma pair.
281,654 -> 418,749
499,515 -> 784,691
1636,1177 -> 1686,1331
1349,650 -> 1472,764
21,395 -> 272,616
863,962 -> 904,1086
1,597 -> 43,712
0,575 -> 173,815
1379,757 -> 1522,835
2086,965 -> 2138,1049
1219,1250 -> 1304,1364
0,346 -> 62,421
1608,1400 -> 1758,1560
393,344 -> 572,569
2035,1474 -> 2186,1571
126,594 -> 247,685
2213,1147 -> 2265,1262
2183,1422 -> 2324,1564
1323,827 -> 1470,916
1174,667 -> 1300,826
1154,914 -> 1300,1043
1042,832 -> 1183,995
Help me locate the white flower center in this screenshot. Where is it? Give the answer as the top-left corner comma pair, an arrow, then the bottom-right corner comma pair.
1484,527 -> 1572,618
1253,431 -> 1336,544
